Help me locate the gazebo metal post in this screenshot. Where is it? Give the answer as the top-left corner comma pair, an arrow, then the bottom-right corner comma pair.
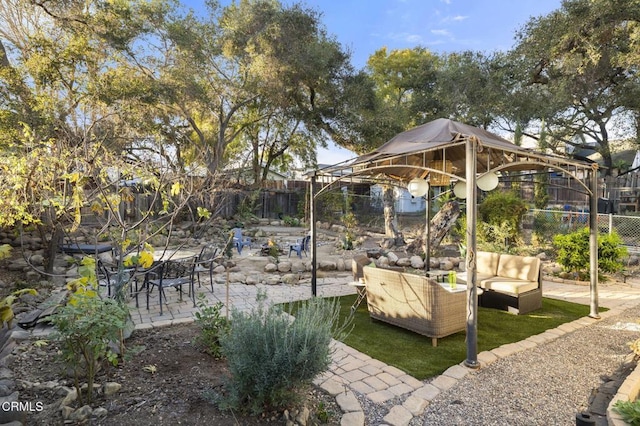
464,137 -> 480,369
310,173 -> 317,297
589,167 -> 600,318
425,186 -> 431,271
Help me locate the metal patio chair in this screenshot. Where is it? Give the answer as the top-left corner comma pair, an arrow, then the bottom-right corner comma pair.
144,255 -> 197,315
194,244 -> 219,292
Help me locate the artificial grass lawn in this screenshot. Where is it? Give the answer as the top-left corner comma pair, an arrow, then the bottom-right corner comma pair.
340,295 -> 604,380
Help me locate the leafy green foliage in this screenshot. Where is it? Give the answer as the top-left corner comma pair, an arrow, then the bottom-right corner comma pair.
477,191 -> 529,249
194,294 -> 229,358
282,215 -> 301,227
219,297 -> 344,415
0,244 -> 12,260
50,294 -> 128,403
0,288 -> 37,328
553,228 -> 628,279
340,211 -> 358,250
512,0 -> 640,173
553,228 -> 590,277
613,400 -> 640,426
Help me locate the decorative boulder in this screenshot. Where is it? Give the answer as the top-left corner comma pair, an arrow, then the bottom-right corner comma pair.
265,276 -> 281,285
264,263 -> 278,273
281,274 -> 299,285
396,257 -> 411,267
439,260 -> 454,271
377,256 -> 390,268
291,262 -> 306,273
410,256 -> 424,269
318,260 -> 337,271
246,275 -> 260,285
228,272 -> 245,283
277,262 -> 292,273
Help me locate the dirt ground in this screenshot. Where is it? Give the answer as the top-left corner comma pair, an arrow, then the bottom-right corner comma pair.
13,322 -> 341,425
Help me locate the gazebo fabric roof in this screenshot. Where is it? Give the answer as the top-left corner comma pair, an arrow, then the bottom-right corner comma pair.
320,118 -> 594,184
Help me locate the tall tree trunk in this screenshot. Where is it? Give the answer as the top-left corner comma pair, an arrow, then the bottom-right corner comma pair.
383,185 -> 399,238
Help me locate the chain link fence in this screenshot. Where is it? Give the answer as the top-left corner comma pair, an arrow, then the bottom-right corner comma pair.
524,209 -> 640,254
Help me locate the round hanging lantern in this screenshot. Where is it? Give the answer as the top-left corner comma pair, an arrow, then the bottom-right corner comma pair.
453,181 -> 467,199
477,172 -> 499,191
407,177 -> 429,197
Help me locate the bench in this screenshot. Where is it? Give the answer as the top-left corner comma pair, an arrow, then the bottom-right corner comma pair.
457,251 -> 542,315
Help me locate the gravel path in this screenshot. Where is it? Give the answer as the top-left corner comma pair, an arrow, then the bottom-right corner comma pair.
409,305 -> 640,426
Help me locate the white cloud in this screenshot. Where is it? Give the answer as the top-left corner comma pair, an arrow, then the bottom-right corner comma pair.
431,29 -> 451,37
387,31 -> 424,44
405,34 -> 424,43
452,15 -> 468,21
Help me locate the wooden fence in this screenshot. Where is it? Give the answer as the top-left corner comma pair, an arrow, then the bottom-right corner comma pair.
108,188 -> 306,222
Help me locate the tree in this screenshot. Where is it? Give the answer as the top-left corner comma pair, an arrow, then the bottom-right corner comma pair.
359,47 -> 442,238
435,51 -> 520,130
0,0 -> 205,285
512,0 -> 640,173
218,0 -> 358,176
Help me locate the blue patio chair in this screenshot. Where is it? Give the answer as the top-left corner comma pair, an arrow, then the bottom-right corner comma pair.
232,228 -> 252,254
288,235 -> 310,258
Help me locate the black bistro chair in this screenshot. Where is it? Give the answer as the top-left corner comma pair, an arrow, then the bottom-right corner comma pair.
144,255 -> 197,315
194,244 -> 219,292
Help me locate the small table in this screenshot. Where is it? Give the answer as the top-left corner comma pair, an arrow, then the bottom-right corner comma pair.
348,280 -> 367,314
60,243 -> 113,255
426,270 -> 453,284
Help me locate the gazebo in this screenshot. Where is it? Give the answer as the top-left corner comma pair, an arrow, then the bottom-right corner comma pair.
309,118 -> 600,368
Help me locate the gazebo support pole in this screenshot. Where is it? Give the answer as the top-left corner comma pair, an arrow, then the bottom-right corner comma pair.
464,137 -> 480,369
310,173 -> 317,297
589,167 -> 600,318
425,187 -> 430,271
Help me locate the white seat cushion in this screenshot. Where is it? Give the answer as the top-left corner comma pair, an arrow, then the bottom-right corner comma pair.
456,272 -> 495,286
496,254 -> 540,282
480,277 -> 539,295
476,252 -> 500,276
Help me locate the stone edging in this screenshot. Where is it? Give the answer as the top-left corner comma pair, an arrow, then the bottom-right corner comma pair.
607,358 -> 640,426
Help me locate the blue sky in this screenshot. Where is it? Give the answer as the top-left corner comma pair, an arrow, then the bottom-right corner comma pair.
182,0 -> 563,163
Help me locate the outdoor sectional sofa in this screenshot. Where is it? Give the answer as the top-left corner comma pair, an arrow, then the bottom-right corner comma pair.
362,265 -> 466,346
456,251 -> 542,315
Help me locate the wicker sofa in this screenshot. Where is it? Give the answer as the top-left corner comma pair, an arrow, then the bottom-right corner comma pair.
362,266 -> 466,346
457,251 -> 542,315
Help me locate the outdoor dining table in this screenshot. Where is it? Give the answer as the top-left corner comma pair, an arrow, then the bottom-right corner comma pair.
59,243 -> 113,255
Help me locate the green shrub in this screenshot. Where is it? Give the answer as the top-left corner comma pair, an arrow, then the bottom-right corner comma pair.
282,215 -> 301,227
194,294 -> 229,358
613,400 -> 640,425
553,227 -> 628,279
219,297 -> 343,414
50,294 -> 128,403
478,191 -> 528,248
